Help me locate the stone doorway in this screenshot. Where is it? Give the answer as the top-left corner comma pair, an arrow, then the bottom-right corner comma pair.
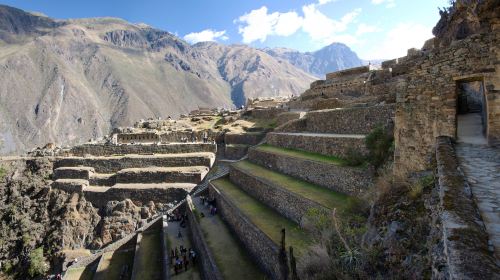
456,80 -> 488,144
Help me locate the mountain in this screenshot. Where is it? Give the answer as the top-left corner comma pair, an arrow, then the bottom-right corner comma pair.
263,43 -> 363,78
0,5 -> 316,155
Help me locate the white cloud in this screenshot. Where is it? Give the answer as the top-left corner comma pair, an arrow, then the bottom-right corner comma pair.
371,0 -> 396,8
235,6 -> 302,43
235,2 -> 361,46
302,4 -> 361,45
184,29 -> 228,44
356,23 -> 380,36
360,22 -> 432,60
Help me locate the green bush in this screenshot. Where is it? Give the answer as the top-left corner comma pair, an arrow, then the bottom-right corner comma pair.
28,247 -> 48,277
365,125 -> 394,168
344,148 -> 366,167
0,166 -> 5,180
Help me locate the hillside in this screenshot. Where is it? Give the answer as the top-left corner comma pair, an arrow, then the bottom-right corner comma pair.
0,5 -> 318,155
263,42 -> 363,78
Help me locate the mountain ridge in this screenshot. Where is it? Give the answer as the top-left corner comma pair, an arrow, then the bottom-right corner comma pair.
0,5 -> 364,155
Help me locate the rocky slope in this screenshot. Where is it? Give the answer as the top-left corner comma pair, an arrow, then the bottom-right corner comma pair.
0,159 -> 158,278
263,42 -> 363,78
0,5 -> 318,155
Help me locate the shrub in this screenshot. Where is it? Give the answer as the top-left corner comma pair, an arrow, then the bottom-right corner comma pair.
28,247 -> 48,277
0,166 -> 5,180
365,125 -> 394,168
409,173 -> 435,199
344,148 -> 366,167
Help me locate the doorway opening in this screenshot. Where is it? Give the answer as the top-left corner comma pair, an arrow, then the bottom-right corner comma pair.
456,80 -> 487,144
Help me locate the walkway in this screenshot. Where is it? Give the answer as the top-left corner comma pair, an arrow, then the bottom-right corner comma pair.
457,113 -> 487,145
456,143 -> 500,259
271,132 -> 365,139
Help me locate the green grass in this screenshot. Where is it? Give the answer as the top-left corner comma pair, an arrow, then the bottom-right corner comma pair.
95,249 -> 135,280
256,144 -> 349,166
234,161 -> 350,211
65,266 -> 95,280
193,198 -> 266,279
212,178 -> 312,255
135,229 -> 162,280
0,166 -> 6,180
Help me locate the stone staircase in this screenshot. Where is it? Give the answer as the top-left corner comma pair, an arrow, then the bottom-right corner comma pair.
174,105 -> 395,279
52,146 -> 216,208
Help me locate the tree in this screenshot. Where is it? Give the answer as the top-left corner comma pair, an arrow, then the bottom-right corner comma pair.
28,247 -> 48,277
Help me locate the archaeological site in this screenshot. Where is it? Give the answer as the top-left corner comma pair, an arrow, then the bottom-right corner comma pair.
0,0 -> 499,279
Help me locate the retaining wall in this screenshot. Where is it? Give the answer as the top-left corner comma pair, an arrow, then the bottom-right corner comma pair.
248,148 -> 372,196
54,154 -> 214,173
275,112 -> 305,126
115,167 -> 208,184
53,167 -> 94,180
209,182 -> 288,280
435,136 -> 499,279
224,132 -> 265,146
305,104 -> 395,134
84,186 -> 190,208
70,143 -> 216,157
224,145 -> 249,160
186,196 -> 224,280
266,133 -> 367,158
250,108 -> 287,119
229,167 -> 327,225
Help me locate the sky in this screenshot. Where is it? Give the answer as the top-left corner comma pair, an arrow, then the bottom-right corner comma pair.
1,0 -> 450,60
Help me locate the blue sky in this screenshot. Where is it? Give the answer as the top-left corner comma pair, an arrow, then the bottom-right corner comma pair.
1,0 -> 450,59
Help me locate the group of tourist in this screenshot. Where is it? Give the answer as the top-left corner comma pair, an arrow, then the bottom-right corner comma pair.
170,246 -> 196,275
199,196 -> 217,216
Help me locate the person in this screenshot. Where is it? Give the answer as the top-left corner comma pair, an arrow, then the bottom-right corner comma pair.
200,212 -> 205,218
177,229 -> 182,238
183,255 -> 189,271
203,131 -> 208,143
175,247 -> 179,258
190,249 -> 197,264
170,249 -> 175,264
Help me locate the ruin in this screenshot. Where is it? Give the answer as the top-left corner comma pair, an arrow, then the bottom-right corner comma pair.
3,1 -> 497,279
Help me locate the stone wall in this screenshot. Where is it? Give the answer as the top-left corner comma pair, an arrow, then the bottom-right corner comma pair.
305,104 -> 395,134
249,108 -> 287,119
393,30 -> 500,176
70,143 -> 216,157
274,118 -> 307,133
53,167 -> 94,180
275,112 -> 305,126
185,196 -> 224,280
266,132 -> 367,158
209,182 -> 288,280
435,136 -> 499,278
224,145 -> 249,160
114,167 -> 208,184
51,179 -> 87,193
229,167 -> 327,225
54,154 -> 214,173
84,186 -> 189,208
224,132 -> 265,146
248,148 -> 373,196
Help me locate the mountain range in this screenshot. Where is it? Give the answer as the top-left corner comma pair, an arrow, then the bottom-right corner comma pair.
0,5 -> 364,155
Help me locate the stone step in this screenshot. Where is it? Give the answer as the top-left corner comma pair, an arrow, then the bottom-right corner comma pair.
89,173 -> 115,186
229,161 -> 351,224
115,166 -> 209,184
52,179 -> 88,193
53,166 -> 95,180
209,177 -> 310,279
224,144 -> 249,160
83,183 -> 196,208
54,152 -> 215,173
189,196 -> 265,279
301,104 -> 394,134
70,143 -> 217,157
130,220 -> 163,280
248,145 -> 372,196
266,132 -> 367,158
